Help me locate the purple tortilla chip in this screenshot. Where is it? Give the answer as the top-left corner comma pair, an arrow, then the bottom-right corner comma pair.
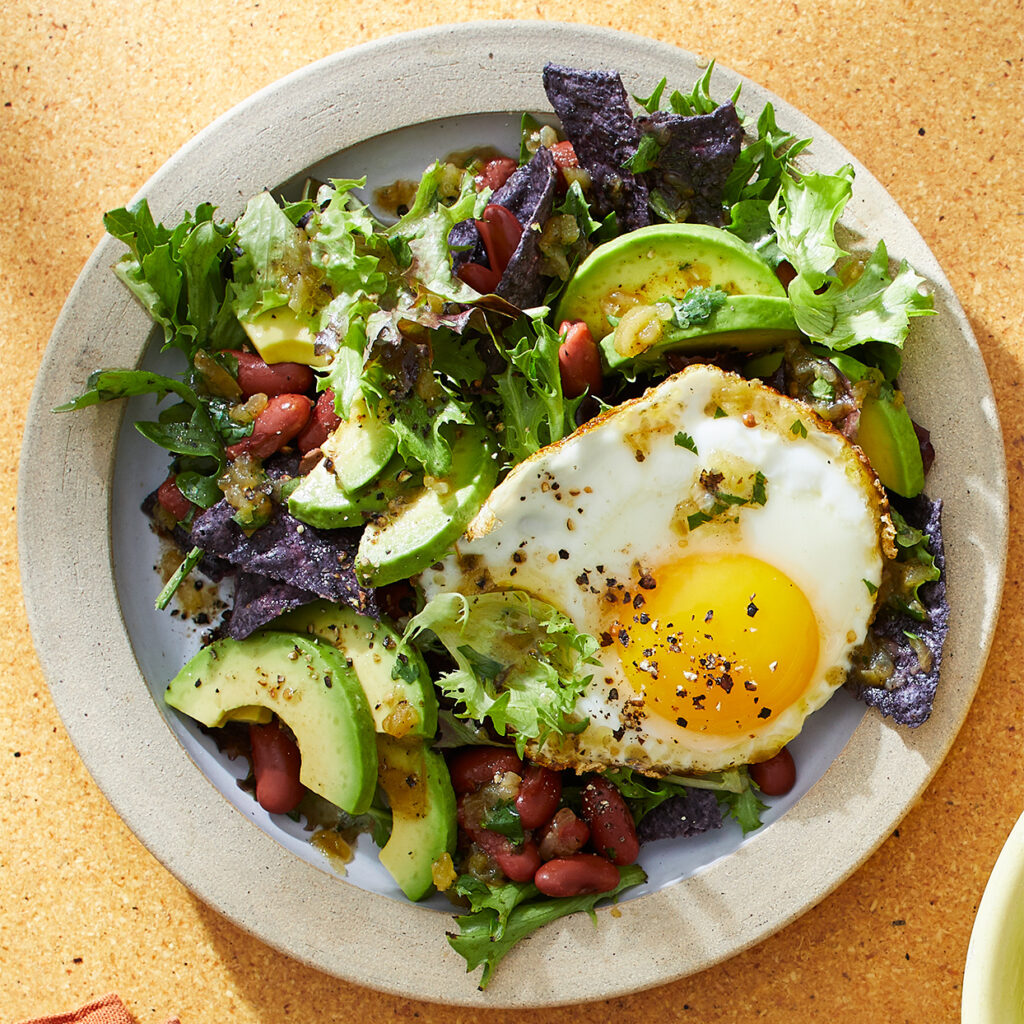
226,571 -> 318,640
542,64 -> 650,233
190,502 -> 379,617
637,788 -> 723,843
849,494 -> 948,727
636,103 -> 744,226
495,149 -> 558,308
449,149 -> 558,308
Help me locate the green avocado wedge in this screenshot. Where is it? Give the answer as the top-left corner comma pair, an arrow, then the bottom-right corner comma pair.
287,453 -> 418,530
376,734 -> 457,902
272,601 -> 437,739
356,424 -> 499,588
856,391 -> 925,497
599,293 -> 800,371
555,223 -> 786,340
321,389 -> 398,494
165,631 -> 378,814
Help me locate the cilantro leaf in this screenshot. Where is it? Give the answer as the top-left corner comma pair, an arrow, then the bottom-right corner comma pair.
674,431 -> 698,454
447,865 -> 646,989
481,800 -> 525,843
663,286 -> 728,332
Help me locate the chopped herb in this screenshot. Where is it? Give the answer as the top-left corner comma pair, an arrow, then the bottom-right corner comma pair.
674,431 -> 698,454
751,471 -> 768,505
791,420 -> 808,438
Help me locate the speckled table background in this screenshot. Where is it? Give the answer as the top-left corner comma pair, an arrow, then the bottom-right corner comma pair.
2,2 -> 1022,1022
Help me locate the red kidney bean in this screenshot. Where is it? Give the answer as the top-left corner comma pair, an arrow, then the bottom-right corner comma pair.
534,854 -> 620,898
515,765 -> 562,830
156,473 -> 193,522
448,747 -> 524,796
749,746 -> 796,796
456,260 -> 502,294
538,807 -> 591,861
475,204 -> 523,275
476,156 -> 517,193
249,719 -> 304,815
225,394 -> 312,461
775,260 -> 797,291
296,389 -> 341,454
557,320 -> 603,400
228,350 -> 315,399
580,776 -> 640,866
457,795 -> 541,882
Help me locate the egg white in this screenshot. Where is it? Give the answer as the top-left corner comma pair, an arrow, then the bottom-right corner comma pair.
421,364 -> 894,774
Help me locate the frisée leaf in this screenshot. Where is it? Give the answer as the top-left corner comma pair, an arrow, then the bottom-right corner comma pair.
401,591 -> 599,756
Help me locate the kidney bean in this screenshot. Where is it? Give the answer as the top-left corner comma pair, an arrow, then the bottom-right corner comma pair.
228,349 -> 315,398
296,389 -> 341,454
557,320 -> 603,400
515,765 -> 562,830
457,794 -> 541,882
476,204 -> 523,276
476,156 -> 517,193
534,854 -> 620,898
456,260 -> 502,294
156,473 -> 194,522
749,746 -> 796,796
225,394 -> 312,461
580,776 -> 640,866
775,260 -> 797,291
538,807 -> 591,861
249,719 -> 304,815
448,747 -> 524,795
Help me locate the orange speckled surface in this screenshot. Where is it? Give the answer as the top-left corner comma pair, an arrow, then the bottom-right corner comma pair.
2,2 -> 1022,1022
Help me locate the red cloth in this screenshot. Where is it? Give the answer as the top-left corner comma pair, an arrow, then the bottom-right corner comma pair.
16,992 -> 180,1024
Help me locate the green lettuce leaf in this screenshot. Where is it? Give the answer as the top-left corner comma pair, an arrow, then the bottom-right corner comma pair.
769,165 -> 854,286
447,865 -> 646,989
722,102 -> 812,207
787,240 -> 933,351
308,178 -> 389,298
102,200 -> 240,358
386,162 -> 488,303
402,591 -> 598,755
230,191 -> 313,322
493,313 -> 581,465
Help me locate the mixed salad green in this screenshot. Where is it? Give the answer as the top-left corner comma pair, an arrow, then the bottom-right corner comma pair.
58,61 -> 947,987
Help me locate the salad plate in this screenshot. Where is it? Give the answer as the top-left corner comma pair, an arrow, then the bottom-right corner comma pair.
18,21 -> 1007,1006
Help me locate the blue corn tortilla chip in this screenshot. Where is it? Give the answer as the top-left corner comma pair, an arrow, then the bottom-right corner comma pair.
450,148 -> 558,308
636,788 -> 723,843
542,64 -> 651,233
190,501 -> 379,617
849,494 -> 948,726
636,103 -> 744,226
226,571 -> 318,640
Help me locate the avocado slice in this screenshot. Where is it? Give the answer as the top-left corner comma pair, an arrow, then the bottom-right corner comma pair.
856,390 -> 925,497
321,390 -> 398,495
165,631 -> 377,814
287,453 -> 417,530
600,294 -> 800,371
555,223 -> 786,340
272,600 -> 437,740
376,735 -> 456,901
241,307 -> 330,367
356,425 -> 499,587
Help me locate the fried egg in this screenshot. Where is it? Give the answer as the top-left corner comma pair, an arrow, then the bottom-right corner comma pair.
420,364 -> 895,775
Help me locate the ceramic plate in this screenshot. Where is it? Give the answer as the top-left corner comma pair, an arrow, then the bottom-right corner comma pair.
18,22 -> 1007,1007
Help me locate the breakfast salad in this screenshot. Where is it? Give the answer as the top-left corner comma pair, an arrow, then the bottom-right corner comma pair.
59,62 -> 948,986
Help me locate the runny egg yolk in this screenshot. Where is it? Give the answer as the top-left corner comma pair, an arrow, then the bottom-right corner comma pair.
608,553 -> 820,738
